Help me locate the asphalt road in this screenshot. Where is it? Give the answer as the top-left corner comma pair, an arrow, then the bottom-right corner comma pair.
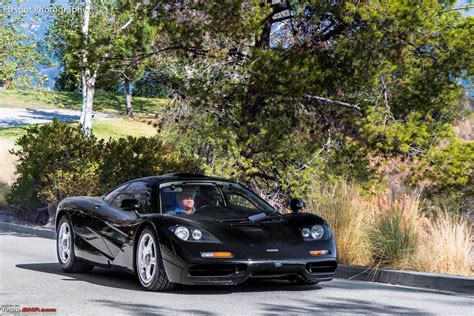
1,230 -> 473,315
0,107 -> 113,128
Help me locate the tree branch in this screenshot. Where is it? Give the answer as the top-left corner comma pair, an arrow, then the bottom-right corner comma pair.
119,3 -> 141,30
440,5 -> 474,12
304,94 -> 361,110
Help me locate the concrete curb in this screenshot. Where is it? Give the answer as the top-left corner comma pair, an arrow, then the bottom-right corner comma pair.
0,221 -> 55,239
1,221 -> 472,294
335,264 -> 474,295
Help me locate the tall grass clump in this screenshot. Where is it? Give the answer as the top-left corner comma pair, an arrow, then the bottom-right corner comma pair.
306,180 -> 372,265
413,211 -> 472,275
370,190 -> 419,268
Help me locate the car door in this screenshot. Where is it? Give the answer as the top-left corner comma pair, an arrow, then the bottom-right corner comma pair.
75,183 -> 131,260
95,181 -> 151,261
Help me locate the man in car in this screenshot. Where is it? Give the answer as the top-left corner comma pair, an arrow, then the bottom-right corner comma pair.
167,187 -> 197,215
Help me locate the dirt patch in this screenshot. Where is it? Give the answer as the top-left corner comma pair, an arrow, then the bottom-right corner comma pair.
0,139 -> 17,185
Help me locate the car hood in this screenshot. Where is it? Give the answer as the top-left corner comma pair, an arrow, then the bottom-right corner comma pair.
155,212 -> 328,246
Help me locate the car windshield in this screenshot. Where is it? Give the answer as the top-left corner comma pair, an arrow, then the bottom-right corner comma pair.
159,182 -> 277,220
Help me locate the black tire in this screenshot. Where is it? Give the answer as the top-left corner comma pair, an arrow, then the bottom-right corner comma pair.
136,227 -> 175,291
56,215 -> 94,273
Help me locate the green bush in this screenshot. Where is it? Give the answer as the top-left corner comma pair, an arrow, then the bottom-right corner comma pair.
7,120 -> 201,216
371,209 -> 417,267
419,139 -> 473,198
7,120 -> 101,212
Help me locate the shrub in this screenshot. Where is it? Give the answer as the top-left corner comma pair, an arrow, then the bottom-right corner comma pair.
0,182 -> 11,210
305,180 -> 373,266
100,136 -> 202,189
7,120 -> 101,212
416,139 -> 473,205
370,191 -> 419,267
7,121 -> 201,218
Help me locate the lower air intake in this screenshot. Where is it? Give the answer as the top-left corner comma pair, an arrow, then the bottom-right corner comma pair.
188,264 -> 247,277
306,261 -> 337,274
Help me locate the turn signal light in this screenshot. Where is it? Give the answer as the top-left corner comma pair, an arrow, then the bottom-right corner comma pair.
310,250 -> 330,256
201,252 -> 234,258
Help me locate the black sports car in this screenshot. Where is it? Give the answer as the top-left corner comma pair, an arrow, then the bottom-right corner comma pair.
56,173 -> 337,291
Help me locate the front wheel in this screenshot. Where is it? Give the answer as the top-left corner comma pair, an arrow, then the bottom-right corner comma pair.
56,215 -> 94,273
136,227 -> 175,291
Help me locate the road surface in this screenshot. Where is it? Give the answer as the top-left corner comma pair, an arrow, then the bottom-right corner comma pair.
1,230 -> 473,315
0,107 -> 113,128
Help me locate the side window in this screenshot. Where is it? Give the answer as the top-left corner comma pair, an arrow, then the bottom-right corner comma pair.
113,181 -> 152,213
103,184 -> 129,204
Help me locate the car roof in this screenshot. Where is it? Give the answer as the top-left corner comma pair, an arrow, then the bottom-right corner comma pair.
130,173 -> 235,185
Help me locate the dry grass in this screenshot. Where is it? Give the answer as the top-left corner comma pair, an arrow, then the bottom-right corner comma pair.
0,139 -> 17,209
305,179 -> 472,276
306,180 -> 372,265
412,211 -> 472,276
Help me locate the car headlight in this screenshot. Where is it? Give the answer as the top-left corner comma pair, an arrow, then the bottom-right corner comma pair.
175,226 -> 190,240
191,229 -> 202,240
301,225 -> 326,240
311,225 -> 324,239
169,225 -> 219,242
301,228 -> 311,238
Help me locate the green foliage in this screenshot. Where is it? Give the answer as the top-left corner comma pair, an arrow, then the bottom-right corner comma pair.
160,0 -> 473,203
54,69 -> 80,92
7,120 -> 199,213
0,0 -> 46,88
419,138 -> 474,197
7,120 -> 101,210
133,68 -> 175,98
100,136 -> 201,189
371,209 -> 417,266
359,109 -> 447,157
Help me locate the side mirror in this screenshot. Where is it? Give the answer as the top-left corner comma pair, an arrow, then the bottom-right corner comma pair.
290,198 -> 305,213
121,198 -> 140,211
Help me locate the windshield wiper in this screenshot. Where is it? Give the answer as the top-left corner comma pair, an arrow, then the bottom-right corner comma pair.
250,212 -> 282,222
215,212 -> 281,223
215,218 -> 251,223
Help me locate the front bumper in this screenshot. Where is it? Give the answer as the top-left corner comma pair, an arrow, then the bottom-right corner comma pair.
159,234 -> 337,285
163,256 -> 337,285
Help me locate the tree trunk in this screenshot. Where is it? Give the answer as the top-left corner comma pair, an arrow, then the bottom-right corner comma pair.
124,78 -> 133,117
79,0 -> 92,134
80,72 -> 87,125
82,73 -> 96,136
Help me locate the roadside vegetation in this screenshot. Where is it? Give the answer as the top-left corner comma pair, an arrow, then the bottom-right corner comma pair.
306,180 -> 472,276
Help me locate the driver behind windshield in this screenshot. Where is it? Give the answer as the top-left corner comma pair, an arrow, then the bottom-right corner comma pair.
167,187 -> 197,215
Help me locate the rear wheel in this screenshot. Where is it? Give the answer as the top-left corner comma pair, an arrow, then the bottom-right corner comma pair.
56,216 -> 94,273
136,227 -> 175,291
